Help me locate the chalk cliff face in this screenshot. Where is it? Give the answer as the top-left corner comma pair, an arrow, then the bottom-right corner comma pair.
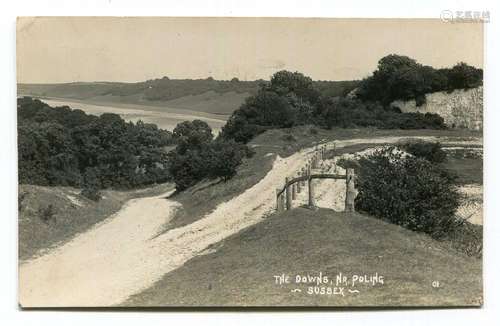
391,87 -> 483,130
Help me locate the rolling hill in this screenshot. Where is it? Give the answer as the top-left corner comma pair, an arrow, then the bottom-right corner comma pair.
18,77 -> 360,115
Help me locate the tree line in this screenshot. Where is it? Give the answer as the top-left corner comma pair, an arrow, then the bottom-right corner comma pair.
18,98 -> 175,196
220,55 -> 482,143
356,55 -> 483,106
17,97 -> 251,195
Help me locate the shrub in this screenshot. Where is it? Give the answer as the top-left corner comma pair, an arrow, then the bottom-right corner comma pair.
336,158 -> 360,170
168,149 -> 207,191
204,139 -> 249,181
169,122 -> 251,190
318,97 -> 446,130
355,148 -> 460,238
402,140 -> 447,163
81,167 -> 101,201
282,134 -> 297,142
308,127 -> 318,135
38,204 -> 56,223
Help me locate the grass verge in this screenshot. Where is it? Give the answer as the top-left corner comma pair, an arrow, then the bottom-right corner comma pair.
125,207 -> 482,307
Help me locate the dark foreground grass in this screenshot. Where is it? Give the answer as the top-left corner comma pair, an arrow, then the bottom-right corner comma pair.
18,183 -> 174,261
166,125 -> 481,230
125,207 -> 482,307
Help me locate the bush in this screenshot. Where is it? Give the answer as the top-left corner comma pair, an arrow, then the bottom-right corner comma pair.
169,122 -> 251,191
355,148 -> 460,238
336,158 -> 360,170
81,168 -> 101,201
38,204 -> 56,223
402,140 -> 447,163
318,97 -> 446,130
168,149 -> 208,191
282,133 -> 297,142
204,139 -> 249,181
308,127 -> 318,135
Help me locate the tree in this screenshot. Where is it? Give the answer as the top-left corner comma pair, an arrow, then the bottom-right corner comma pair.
220,89 -> 295,142
447,62 -> 483,90
356,54 -> 482,106
173,120 -> 213,154
168,149 -> 208,191
269,70 -> 320,104
204,139 -> 247,181
17,97 -> 174,190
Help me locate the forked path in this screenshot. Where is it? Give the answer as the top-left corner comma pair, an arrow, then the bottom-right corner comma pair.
19,135 -> 462,307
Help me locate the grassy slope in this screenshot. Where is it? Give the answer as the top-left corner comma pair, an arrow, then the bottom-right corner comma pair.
125,208 -> 482,307
71,91 -> 248,116
127,126 -> 482,306
18,183 -> 174,261
161,91 -> 250,115
166,126 -> 482,231
18,79 -> 359,116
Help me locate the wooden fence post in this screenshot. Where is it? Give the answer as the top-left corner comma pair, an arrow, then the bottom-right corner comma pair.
276,189 -> 283,212
345,168 -> 356,212
285,177 -> 292,210
332,145 -> 337,173
296,174 -> 301,193
292,182 -> 297,200
308,176 -> 316,208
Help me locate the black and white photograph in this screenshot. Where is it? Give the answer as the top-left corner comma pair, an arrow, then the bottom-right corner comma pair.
14,16 -> 487,308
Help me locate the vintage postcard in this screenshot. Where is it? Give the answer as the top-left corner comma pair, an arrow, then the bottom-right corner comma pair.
17,17 -> 483,307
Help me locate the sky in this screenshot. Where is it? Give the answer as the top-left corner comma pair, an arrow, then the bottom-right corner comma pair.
17,17 -> 484,84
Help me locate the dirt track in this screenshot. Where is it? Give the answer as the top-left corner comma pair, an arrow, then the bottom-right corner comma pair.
19,136 -> 480,307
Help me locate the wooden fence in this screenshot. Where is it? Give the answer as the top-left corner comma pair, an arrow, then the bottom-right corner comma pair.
276,143 -> 356,213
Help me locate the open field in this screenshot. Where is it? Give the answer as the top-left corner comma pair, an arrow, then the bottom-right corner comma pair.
36,98 -> 228,133
125,208 -> 482,307
18,79 -> 358,115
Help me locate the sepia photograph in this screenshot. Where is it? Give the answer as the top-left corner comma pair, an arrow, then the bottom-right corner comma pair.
16,16 -> 484,308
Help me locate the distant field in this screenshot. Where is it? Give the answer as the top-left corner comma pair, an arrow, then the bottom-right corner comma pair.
39,98 -> 228,133
18,78 -> 359,116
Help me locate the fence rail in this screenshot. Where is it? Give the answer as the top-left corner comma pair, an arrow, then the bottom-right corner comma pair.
275,142 -> 356,213
276,173 -> 347,197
